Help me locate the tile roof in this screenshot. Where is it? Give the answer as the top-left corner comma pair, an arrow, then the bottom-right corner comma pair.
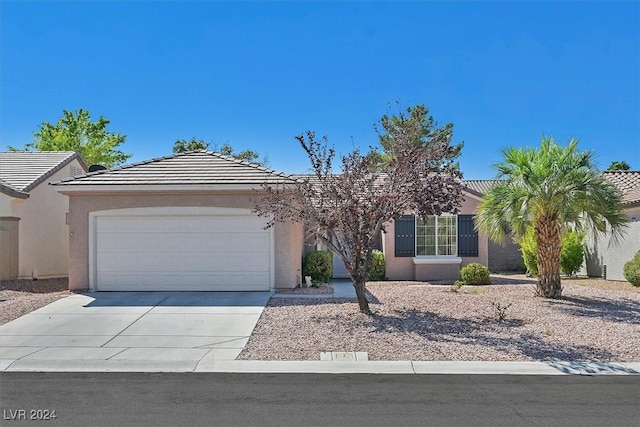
0,151 -> 85,193
51,150 -> 297,187
603,170 -> 640,205
462,180 -> 501,196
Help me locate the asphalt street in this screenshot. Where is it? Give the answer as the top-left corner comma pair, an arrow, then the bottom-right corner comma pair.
1,372 -> 638,426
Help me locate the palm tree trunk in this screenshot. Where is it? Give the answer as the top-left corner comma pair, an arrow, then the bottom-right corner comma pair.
353,279 -> 371,314
535,216 -> 563,298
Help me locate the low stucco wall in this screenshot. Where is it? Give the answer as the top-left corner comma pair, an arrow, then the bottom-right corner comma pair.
65,191 -> 303,291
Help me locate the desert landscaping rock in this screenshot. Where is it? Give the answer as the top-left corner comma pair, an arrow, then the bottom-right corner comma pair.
239,276 -> 640,362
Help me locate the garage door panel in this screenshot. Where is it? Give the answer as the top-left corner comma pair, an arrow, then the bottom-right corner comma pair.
95,213 -> 272,291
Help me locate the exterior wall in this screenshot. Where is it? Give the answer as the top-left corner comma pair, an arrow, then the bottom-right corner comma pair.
0,193 -> 12,217
65,191 -> 303,291
488,236 -> 524,272
0,217 -> 20,280
383,194 -> 489,281
583,212 -> 640,281
9,160 -> 84,279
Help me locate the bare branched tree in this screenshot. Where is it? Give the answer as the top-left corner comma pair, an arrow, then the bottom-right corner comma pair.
254,105 -> 464,314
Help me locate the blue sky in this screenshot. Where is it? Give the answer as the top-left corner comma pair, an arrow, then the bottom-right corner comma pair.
1,1 -> 638,179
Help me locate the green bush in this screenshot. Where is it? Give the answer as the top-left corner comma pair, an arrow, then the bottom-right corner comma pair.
623,251 -> 640,287
560,231 -> 585,276
460,263 -> 491,285
303,251 -> 333,286
367,250 -> 386,281
519,227 -> 538,276
518,227 -> 585,277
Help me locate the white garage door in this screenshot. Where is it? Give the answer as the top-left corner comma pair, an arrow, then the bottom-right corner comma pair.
94,210 -> 272,291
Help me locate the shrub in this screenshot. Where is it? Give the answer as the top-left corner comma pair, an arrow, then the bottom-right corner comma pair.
560,231 -> 585,276
519,227 -> 538,276
518,226 -> 585,277
460,263 -> 491,285
450,280 -> 464,293
367,250 -> 386,281
303,251 -> 333,286
623,251 -> 640,287
492,301 -> 512,321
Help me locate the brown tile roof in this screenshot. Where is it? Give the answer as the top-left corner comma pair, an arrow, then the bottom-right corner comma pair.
603,170 -> 640,205
51,150 -> 296,186
0,151 -> 86,193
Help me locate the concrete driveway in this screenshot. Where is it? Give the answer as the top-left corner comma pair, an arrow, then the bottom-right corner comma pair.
0,291 -> 271,371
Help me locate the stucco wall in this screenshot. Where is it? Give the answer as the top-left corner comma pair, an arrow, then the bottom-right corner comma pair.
64,191 -> 303,291
488,236 -> 524,272
9,160 -> 83,279
383,194 -> 489,281
583,214 -> 640,282
0,217 -> 20,280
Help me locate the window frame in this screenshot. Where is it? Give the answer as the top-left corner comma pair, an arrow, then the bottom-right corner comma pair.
415,214 -> 458,258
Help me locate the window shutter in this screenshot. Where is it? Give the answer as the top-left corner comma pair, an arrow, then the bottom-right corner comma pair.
458,215 -> 478,257
394,215 -> 415,257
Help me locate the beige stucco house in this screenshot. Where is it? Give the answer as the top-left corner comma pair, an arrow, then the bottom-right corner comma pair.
52,150 -> 506,290
583,170 -> 640,281
52,151 -> 304,292
0,151 -> 87,280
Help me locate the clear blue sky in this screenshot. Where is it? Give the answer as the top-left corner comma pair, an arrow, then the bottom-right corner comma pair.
1,1 -> 638,179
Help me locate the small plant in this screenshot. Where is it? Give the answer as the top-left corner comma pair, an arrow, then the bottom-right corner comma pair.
492,301 -> 512,321
460,263 -> 491,285
469,287 -> 484,295
366,250 -> 386,281
303,251 -> 333,286
544,326 -> 552,336
560,230 -> 585,276
450,280 -> 464,293
623,250 -> 640,287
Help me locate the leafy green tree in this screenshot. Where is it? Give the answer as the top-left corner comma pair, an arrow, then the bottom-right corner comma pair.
607,161 -> 631,171
517,226 -> 585,277
173,139 -> 266,165
476,137 -> 627,298
173,137 -> 210,153
9,109 -> 130,168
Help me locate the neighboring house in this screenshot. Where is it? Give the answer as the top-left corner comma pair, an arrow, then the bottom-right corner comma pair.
583,170 -> 640,281
0,151 -> 87,280
51,151 -> 304,292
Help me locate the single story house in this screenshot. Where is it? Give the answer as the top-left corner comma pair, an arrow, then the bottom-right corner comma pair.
52,151 -> 512,291
52,151 -> 304,292
0,151 -> 87,280
583,170 -> 640,281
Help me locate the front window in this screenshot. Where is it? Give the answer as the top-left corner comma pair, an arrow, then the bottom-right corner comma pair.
416,215 -> 457,256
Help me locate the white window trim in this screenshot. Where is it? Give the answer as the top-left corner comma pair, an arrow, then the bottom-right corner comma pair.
414,214 -> 458,257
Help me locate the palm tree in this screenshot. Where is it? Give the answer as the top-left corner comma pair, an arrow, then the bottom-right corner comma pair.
475,137 -> 627,298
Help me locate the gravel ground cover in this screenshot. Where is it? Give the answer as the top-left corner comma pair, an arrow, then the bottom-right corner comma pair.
239,275 -> 640,362
0,278 -> 71,325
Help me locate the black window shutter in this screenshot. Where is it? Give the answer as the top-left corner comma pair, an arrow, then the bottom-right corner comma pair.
458,215 -> 478,257
395,215 -> 415,257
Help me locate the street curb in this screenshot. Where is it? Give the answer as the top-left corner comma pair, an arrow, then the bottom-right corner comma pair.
2,360 -> 638,375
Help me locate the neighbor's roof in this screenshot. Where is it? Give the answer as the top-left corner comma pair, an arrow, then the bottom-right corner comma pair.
603,170 -> 640,205
461,180 -> 501,197
0,151 -> 86,196
51,150 -> 296,187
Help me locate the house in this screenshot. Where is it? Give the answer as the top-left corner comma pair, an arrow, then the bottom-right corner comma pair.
0,151 -> 87,280
51,151 -> 304,292
583,170 -> 640,281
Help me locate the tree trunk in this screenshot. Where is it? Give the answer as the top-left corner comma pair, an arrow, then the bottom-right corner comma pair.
535,216 -> 563,298
353,280 -> 371,314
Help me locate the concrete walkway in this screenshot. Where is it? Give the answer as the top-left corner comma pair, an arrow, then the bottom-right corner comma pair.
1,282 -> 639,375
